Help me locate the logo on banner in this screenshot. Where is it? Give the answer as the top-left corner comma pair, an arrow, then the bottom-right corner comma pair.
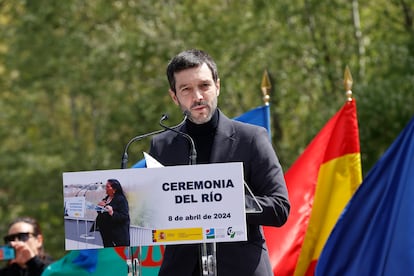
152,228 -> 203,243
205,228 -> 229,239
206,228 -> 215,239
227,227 -> 236,238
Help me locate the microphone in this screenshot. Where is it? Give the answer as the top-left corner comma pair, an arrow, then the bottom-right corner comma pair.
75,182 -> 103,197
121,114 -> 187,169
159,111 -> 197,165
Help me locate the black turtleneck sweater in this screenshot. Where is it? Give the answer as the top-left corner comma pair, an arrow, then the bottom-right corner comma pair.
185,109 -> 219,164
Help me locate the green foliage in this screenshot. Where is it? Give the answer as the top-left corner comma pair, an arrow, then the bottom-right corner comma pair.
0,0 -> 413,258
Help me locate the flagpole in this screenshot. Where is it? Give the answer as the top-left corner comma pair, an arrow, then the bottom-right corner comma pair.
261,70 -> 271,106
260,70 -> 272,139
344,66 -> 353,102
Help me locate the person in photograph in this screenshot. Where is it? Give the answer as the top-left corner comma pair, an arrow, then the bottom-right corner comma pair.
0,217 -> 53,276
149,49 -> 290,275
95,179 -> 130,247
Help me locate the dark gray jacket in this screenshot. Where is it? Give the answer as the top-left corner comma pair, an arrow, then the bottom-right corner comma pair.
150,109 -> 290,276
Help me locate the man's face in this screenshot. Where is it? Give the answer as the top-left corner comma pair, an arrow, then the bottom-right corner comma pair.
169,63 -> 220,124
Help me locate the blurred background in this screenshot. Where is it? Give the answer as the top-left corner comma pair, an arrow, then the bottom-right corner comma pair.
0,0 -> 413,259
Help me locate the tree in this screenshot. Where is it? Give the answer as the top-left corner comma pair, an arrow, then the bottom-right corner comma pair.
0,0 -> 412,258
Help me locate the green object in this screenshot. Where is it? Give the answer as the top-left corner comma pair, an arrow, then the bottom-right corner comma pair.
42,248 -> 127,276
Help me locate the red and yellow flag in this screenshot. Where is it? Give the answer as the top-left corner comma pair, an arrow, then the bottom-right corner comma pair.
264,99 -> 362,275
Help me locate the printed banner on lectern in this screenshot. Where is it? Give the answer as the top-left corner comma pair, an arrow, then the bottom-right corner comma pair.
63,162 -> 247,250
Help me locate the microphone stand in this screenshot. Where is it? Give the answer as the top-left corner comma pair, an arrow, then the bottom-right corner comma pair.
121,129 -> 165,169
159,113 -> 217,276
120,114 -> 187,276
121,114 -> 187,169
159,113 -> 197,165
74,182 -> 102,244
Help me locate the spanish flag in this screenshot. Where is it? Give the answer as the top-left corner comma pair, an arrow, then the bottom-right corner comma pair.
264,99 -> 362,275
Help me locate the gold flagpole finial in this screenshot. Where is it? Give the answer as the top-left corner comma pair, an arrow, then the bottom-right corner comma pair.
344,66 -> 353,101
261,69 -> 271,105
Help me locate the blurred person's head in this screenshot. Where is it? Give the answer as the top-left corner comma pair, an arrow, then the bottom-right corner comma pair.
4,217 -> 45,258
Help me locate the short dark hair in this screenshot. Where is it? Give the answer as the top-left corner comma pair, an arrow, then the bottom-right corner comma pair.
166,49 -> 218,93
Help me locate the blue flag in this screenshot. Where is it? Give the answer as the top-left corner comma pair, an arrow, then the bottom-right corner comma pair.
132,158 -> 146,168
315,116 -> 414,276
233,105 -> 271,137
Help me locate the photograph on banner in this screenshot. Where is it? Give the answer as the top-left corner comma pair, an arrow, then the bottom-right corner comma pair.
63,162 -> 247,250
